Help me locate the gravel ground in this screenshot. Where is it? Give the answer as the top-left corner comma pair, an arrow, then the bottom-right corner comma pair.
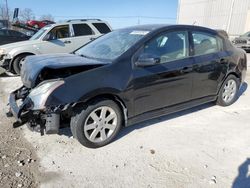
0,54 -> 249,188
0,74 -> 40,188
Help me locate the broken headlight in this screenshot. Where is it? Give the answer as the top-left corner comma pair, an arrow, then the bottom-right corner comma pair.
28,80 -> 64,110
0,48 -> 5,55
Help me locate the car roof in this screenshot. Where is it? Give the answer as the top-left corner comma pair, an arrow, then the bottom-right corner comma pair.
121,24 -> 217,34
0,28 -> 18,32
51,19 -> 108,27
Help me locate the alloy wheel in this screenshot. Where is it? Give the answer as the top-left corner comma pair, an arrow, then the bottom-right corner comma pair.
83,106 -> 118,143
222,79 -> 237,103
19,57 -> 26,69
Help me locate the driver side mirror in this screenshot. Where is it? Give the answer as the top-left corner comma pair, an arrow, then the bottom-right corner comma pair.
135,54 -> 160,67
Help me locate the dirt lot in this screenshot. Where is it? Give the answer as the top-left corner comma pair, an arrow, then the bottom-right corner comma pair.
0,54 -> 250,188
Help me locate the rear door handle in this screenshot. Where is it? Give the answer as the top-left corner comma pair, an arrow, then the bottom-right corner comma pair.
181,66 -> 193,73
63,40 -> 71,44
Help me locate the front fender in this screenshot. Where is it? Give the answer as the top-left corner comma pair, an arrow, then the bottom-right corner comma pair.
45,83 -> 127,110
9,47 -> 39,59
44,63 -> 131,107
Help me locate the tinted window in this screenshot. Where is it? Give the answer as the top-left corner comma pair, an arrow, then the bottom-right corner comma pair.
192,32 -> 220,56
93,23 -> 111,34
140,31 -> 189,64
0,30 -> 7,36
73,24 -> 93,36
9,30 -> 24,37
49,25 -> 70,39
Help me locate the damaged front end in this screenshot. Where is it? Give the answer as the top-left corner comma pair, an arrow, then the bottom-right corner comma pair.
8,79 -> 71,135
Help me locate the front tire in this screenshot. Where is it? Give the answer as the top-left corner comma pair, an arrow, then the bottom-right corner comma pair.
217,75 -> 240,106
12,55 -> 28,75
70,99 -> 122,148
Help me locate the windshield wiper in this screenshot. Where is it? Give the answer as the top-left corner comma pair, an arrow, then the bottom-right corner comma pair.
74,53 -> 88,58
79,54 -> 96,59
80,54 -> 89,58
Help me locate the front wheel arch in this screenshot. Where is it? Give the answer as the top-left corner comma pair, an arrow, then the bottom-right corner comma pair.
70,98 -> 123,148
10,53 -> 35,73
73,94 -> 128,127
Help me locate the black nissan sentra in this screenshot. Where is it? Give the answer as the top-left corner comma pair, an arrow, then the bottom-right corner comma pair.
8,24 -> 247,148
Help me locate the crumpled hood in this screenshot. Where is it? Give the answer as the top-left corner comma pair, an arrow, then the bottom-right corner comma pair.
21,53 -> 109,88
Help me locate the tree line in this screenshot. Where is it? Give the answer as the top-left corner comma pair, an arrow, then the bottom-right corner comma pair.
0,3 -> 54,22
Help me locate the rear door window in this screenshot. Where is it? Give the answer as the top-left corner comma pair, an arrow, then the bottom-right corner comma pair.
73,24 -> 94,36
92,23 -> 111,34
9,30 -> 24,37
192,32 -> 221,56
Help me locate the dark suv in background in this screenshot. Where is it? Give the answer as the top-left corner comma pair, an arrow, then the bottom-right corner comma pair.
0,29 -> 30,45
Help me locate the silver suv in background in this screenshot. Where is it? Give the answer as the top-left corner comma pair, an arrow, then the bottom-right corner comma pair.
232,31 -> 250,52
0,19 -> 112,74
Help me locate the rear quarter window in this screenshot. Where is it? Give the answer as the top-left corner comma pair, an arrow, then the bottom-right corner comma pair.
93,23 -> 111,34
192,32 -> 221,56
73,24 -> 94,36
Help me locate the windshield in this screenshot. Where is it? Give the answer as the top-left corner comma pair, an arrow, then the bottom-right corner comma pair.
29,25 -> 50,40
74,29 -> 150,60
241,32 -> 250,37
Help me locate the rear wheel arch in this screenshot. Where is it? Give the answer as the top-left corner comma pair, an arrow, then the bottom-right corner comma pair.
217,71 -> 240,96
216,74 -> 240,106
226,71 -> 240,82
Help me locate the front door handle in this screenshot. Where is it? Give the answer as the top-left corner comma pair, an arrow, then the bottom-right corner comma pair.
63,40 -> 71,44
181,67 -> 193,73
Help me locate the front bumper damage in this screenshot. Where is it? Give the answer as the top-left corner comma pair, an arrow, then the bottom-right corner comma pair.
7,86 -> 70,135
0,54 -> 11,70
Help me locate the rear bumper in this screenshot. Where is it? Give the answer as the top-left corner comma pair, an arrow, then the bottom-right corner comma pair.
241,69 -> 247,83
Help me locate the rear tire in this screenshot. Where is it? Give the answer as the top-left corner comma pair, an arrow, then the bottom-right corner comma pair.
12,54 -> 29,75
217,75 -> 240,106
70,99 -> 122,148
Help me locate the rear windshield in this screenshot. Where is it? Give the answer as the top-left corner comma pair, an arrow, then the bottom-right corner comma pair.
93,23 -> 111,34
